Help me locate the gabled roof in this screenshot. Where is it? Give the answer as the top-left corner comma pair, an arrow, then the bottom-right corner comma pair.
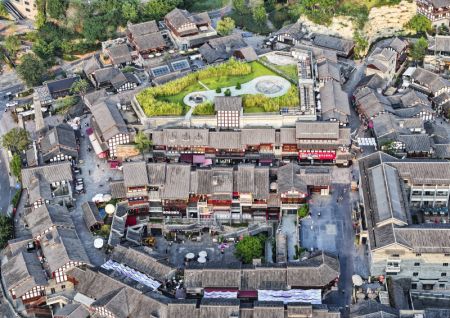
25,204 -> 73,239
234,164 -> 270,199
82,201 -> 104,229
45,76 -> 80,94
83,55 -> 102,76
40,227 -> 90,273
107,44 -> 132,65
122,161 -> 149,187
1,251 -> 47,298
214,96 -> 242,111
54,303 -> 90,318
411,67 -> 450,94
160,164 -> 191,200
312,34 -> 354,55
22,162 -> 73,189
386,37 -> 408,54
199,34 -> 247,63
91,100 -> 128,141
317,60 -> 341,82
133,32 -> 166,51
398,134 -> 433,153
127,20 -> 159,37
40,124 -> 78,162
367,47 -> 396,73
296,121 -> 340,139
111,246 -> 176,282
320,80 -> 350,123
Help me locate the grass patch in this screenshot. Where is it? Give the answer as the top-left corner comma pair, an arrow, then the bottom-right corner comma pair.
260,56 -> 298,83
192,102 -> 215,116
53,96 -> 79,114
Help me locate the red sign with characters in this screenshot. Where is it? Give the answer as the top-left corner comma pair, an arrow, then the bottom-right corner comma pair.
298,151 -> 336,160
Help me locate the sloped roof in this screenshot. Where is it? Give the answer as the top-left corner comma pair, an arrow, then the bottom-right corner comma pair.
54,303 -> 90,318
296,121 -> 340,139
107,44 -> 132,65
134,32 -> 166,51
160,164 -> 191,200
40,227 -> 90,273
312,34 -> 354,55
91,101 -> 128,141
82,201 -> 103,229
40,124 -> 78,162
127,20 -> 159,37
214,96 -> 242,111
320,80 -> 350,123
25,204 -> 73,239
1,251 -> 47,298
22,162 -> 73,189
122,161 -> 149,187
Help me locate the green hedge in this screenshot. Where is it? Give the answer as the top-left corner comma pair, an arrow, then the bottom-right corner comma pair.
243,85 -> 299,112
137,59 -> 252,117
192,102 -> 215,115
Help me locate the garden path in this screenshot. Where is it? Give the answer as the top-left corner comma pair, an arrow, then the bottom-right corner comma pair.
183,75 -> 291,107
198,81 -> 210,90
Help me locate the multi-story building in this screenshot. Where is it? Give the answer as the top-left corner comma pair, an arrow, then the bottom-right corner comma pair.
417,0 -> 450,26
9,0 -> 38,20
215,96 -> 242,129
151,122 -> 351,166
89,100 -> 132,158
40,124 -> 78,164
164,8 -> 217,49
359,151 -> 450,292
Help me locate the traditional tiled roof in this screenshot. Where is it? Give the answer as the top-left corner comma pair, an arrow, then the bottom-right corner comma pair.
1,251 -> 47,298
25,204 -> 73,239
134,32 -> 166,51
91,100 -> 128,141
295,122 -> 340,139
127,20 -> 159,37
312,34 -> 354,56
107,44 -> 132,65
82,201 -> 104,230
214,96 -> 242,111
122,161 -> 149,187
22,162 -> 73,189
40,124 -> 78,162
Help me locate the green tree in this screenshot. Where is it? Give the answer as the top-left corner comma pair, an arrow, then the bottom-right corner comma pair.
232,0 -> 247,14
46,0 -> 68,19
235,235 -> 265,264
1,128 -> 30,154
253,6 -> 267,25
122,0 -> 139,22
143,0 -> 182,21
0,2 -> 9,18
35,11 -> 47,29
410,37 -> 428,62
353,31 -> 368,59
71,79 -> 89,97
17,53 -> 46,87
134,131 -> 152,158
405,14 -> 431,34
4,35 -> 20,58
217,17 -> 235,36
297,204 -> 309,218
0,215 -> 13,248
10,154 -> 22,179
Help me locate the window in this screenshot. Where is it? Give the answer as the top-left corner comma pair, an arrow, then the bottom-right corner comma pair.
444,263 -> 449,267
411,283 -> 417,289
61,285 -> 66,289
439,284 -> 446,288
416,253 -> 421,257
50,288 -> 55,294
445,254 -> 450,257
413,272 -> 419,276
442,273 -> 447,277
392,254 -> 400,257
414,262 -> 420,266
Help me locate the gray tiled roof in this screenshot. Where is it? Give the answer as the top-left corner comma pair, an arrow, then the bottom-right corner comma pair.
240,128 -> 275,145
160,164 -> 191,200
312,34 -> 354,55
22,162 -> 73,190
83,55 -> 102,76
134,32 -> 166,51
214,96 -> 242,111
110,180 -> 126,199
111,245 -> 176,282
40,227 -> 90,273
147,162 -> 167,185
317,60 -> 340,82
25,204 -> 73,239
398,134 -> 433,153
91,100 -> 128,141
127,20 -> 159,37
53,303 -> 90,318
367,47 -> 396,73
1,251 -> 47,298
320,80 -> 350,124
107,44 -> 132,65
209,131 -> 241,149
82,201 -> 104,230
122,161 -> 149,187
411,67 -> 450,94
40,124 -> 78,162
295,122 -> 340,139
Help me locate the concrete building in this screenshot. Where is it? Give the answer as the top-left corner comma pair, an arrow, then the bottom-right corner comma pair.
359,152 -> 450,292
417,0 -> 450,26
9,0 -> 38,20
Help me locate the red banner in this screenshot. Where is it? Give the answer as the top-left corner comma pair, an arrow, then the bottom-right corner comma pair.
299,151 -> 336,160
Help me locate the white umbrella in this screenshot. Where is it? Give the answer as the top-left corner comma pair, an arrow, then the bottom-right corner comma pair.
199,251 -> 207,258
105,204 -> 115,215
94,238 -> 104,249
198,256 -> 206,263
185,253 -> 195,260
352,274 -> 364,286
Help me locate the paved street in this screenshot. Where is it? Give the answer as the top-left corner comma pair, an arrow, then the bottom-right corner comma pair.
301,169 -> 354,308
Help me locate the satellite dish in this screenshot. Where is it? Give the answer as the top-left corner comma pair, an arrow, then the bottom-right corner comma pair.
94,238 -> 104,249
105,204 -> 115,215
352,274 -> 363,286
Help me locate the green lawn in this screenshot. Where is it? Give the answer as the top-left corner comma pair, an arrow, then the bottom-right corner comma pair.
155,61 -> 277,105
200,61 -> 277,89
260,57 -> 298,83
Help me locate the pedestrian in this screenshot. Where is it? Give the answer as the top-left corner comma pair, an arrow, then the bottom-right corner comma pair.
88,169 -> 91,175
97,164 -> 99,168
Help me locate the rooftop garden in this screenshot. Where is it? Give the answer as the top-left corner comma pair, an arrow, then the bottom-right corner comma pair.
136,59 -> 299,117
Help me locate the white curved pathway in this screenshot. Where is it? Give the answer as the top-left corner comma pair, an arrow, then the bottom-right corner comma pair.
183,75 -> 291,108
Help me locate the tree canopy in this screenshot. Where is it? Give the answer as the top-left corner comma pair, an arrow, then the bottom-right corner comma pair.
410,37 -> 428,62
4,35 -> 20,58
134,131 -> 152,156
0,215 -> 13,248
46,0 -> 68,19
235,235 -> 266,264
1,128 -> 30,154
10,154 -> 22,179
253,6 -> 267,26
217,17 -> 235,36
17,53 -> 46,87
71,79 -> 89,96
405,14 -> 431,34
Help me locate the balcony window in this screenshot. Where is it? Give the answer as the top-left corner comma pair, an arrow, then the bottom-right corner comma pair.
414,262 -> 420,266
442,273 -> 447,277
413,272 -> 419,276
411,283 -> 417,289
444,263 -> 449,267
416,253 -> 422,257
